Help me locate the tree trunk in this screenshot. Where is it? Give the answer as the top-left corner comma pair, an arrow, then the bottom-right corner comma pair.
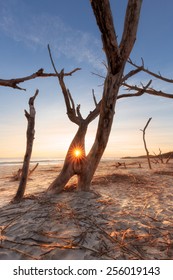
12,90 -> 38,203
47,70 -> 125,193
141,117 -> 152,169
83,70 -> 125,186
47,122 -> 88,194
47,0 -> 143,194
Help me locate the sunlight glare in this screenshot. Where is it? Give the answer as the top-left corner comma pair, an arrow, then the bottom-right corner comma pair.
73,148 -> 82,158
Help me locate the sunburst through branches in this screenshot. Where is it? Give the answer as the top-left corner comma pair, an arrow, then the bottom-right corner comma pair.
69,145 -> 85,161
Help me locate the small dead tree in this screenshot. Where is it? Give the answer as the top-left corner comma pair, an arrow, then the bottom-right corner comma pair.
12,90 -> 38,203
153,148 -> 164,164
140,118 -> 152,169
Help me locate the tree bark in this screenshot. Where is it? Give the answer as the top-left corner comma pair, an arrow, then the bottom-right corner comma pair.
12,90 -> 38,202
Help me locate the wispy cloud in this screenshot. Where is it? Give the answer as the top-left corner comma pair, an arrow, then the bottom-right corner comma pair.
0,0 -> 104,71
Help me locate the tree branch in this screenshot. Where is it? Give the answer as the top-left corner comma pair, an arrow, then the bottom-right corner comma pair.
121,81 -> 173,99
90,0 -> 120,74
0,69 -> 57,91
47,44 -> 82,125
122,67 -> 142,82
118,80 -> 152,99
140,117 -> 152,169
128,58 -> 173,83
76,104 -> 83,120
119,0 -> 143,61
85,100 -> 101,124
92,89 -> 98,106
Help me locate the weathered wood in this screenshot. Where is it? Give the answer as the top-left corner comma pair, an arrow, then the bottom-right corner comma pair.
47,0 -> 143,193
12,90 -> 38,203
140,118 -> 152,169
29,163 -> 39,176
12,163 -> 39,181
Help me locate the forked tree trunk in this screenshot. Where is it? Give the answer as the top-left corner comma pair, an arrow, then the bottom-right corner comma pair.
12,90 -> 38,202
47,0 -> 143,194
47,70 -> 125,194
47,122 -> 88,193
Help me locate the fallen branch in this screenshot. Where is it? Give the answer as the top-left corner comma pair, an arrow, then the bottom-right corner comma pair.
12,163 -> 39,181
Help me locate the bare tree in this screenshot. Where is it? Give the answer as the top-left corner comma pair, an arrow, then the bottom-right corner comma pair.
12,90 -> 38,203
46,0 -> 173,194
140,118 -> 152,169
47,0 -> 143,194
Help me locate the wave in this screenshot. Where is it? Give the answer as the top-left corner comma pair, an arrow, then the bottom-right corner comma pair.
0,158 -> 64,166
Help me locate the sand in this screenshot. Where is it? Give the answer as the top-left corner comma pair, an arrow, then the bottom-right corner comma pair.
0,159 -> 173,260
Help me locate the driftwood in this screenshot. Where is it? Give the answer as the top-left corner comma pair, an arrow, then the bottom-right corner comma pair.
47,0 -> 143,194
140,118 -> 152,169
12,90 -> 38,203
115,161 -> 142,169
12,163 -> 39,181
165,153 -> 172,164
115,162 -> 127,169
152,150 -> 173,164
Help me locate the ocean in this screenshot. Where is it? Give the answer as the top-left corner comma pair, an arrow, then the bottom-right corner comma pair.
0,158 -> 64,166
0,157 -> 118,166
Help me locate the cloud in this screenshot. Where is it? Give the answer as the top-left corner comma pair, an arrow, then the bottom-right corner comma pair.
0,0 -> 104,71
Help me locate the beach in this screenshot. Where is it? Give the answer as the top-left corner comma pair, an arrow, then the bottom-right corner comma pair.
0,159 -> 173,260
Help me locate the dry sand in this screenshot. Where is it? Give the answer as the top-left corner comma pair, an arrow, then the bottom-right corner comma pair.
0,159 -> 173,260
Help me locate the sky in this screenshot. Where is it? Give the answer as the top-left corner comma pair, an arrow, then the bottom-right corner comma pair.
0,0 -> 173,159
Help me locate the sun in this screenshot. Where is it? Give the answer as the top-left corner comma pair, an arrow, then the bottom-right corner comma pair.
73,148 -> 82,158
69,145 -> 85,161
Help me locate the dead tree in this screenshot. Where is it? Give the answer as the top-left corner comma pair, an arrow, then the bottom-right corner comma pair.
153,148 -> 164,164
12,90 -> 38,203
165,152 -> 173,164
140,118 -> 152,169
47,0 -> 143,194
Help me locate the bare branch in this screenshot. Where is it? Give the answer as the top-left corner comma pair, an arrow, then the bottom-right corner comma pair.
24,110 -> 30,120
48,44 -> 82,125
140,117 -> 152,169
0,69 -> 58,91
92,89 -> 98,106
0,70 -> 79,91
76,104 -> 83,120
91,72 -> 105,79
128,59 -> 173,83
102,60 -> 108,69
85,103 -> 101,124
118,80 -> 152,99
29,89 -> 39,106
122,67 -> 142,82
64,68 -> 81,76
142,117 -> 152,132
119,0 -> 143,61
121,81 -> 173,99
90,0 -> 120,73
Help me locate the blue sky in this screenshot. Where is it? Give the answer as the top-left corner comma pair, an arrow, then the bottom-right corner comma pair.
0,0 -> 173,159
